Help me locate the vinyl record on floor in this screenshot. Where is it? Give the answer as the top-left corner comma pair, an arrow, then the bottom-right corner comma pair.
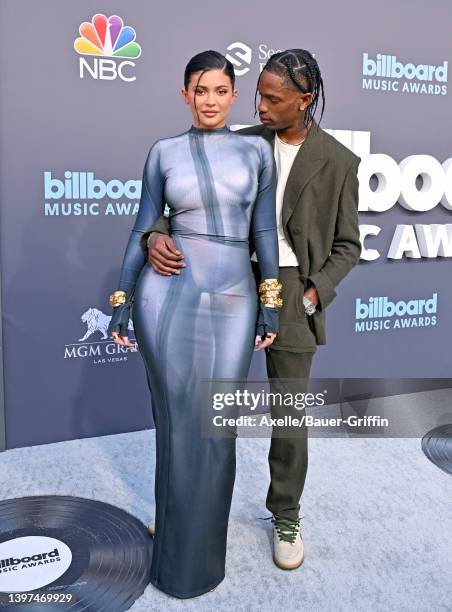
0,496 -> 153,610
421,424 -> 452,476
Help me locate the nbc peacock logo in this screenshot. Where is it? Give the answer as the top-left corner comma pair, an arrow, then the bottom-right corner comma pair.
74,14 -> 142,82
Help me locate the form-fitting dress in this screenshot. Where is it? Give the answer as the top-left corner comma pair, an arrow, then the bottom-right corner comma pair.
115,124 -> 279,598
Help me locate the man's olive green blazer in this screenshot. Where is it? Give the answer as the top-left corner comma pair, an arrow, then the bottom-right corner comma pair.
148,120 -> 361,345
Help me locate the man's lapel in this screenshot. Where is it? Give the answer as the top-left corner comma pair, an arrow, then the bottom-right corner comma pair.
244,121 -> 327,230
281,120 -> 327,228
259,126 -> 275,145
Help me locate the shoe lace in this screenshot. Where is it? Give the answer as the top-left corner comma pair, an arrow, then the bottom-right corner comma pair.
272,516 -> 300,544
259,514 -> 302,544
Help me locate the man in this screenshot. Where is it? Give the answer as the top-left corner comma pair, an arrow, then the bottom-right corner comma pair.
145,49 -> 361,570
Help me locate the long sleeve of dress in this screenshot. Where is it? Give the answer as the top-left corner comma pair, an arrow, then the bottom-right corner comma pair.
116,141 -> 165,299
251,138 -> 280,334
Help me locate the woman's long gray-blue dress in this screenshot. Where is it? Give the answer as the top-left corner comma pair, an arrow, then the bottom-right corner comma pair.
116,125 -> 279,598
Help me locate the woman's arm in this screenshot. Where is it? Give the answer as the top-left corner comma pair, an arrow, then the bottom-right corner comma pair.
117,140 -> 165,295
108,141 -> 165,342
250,138 -> 280,339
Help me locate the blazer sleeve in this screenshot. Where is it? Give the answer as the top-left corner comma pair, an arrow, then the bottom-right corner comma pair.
307,158 -> 361,310
116,141 -> 165,298
148,215 -> 170,236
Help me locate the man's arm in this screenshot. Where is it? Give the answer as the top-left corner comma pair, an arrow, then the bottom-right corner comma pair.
149,215 -> 170,235
146,212 -> 187,275
306,160 -> 361,311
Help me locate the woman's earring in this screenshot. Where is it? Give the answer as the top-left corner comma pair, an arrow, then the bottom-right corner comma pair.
299,106 -> 305,111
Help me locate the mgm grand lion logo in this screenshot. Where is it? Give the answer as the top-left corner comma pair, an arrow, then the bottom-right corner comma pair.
79,307 -> 134,342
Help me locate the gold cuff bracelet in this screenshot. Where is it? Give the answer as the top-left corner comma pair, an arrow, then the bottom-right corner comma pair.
109,290 -> 127,308
259,279 -> 283,309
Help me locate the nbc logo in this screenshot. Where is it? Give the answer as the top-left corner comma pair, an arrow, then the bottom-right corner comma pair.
74,14 -> 142,82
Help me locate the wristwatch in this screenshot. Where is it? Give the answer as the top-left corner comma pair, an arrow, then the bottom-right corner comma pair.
302,296 -> 317,315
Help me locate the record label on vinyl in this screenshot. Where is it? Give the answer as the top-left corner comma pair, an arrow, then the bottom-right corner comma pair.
0,536 -> 72,592
0,496 -> 152,611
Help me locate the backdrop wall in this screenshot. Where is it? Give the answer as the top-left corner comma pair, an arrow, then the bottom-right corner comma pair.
0,0 -> 451,448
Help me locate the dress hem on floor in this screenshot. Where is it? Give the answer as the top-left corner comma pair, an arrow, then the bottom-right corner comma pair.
150,575 -> 224,599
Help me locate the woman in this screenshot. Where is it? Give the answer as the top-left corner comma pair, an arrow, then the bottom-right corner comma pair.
107,50 -> 282,599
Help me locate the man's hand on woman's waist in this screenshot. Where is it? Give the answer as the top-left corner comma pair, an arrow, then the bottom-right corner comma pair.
147,233 -> 186,276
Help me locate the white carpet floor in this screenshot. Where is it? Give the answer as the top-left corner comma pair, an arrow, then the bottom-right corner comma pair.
0,429 -> 451,611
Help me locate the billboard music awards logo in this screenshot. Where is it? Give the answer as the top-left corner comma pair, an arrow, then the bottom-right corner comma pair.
0,536 -> 72,592
74,13 -> 142,82
64,307 -> 137,365
362,52 -> 448,95
43,171 -> 141,216
354,293 -> 438,333
356,148 -> 452,260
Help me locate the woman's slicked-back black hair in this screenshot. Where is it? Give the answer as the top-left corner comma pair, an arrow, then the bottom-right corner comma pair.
184,50 -> 235,90
255,48 -> 325,128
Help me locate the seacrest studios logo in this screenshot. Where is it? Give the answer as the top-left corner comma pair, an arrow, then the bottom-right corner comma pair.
362,52 -> 448,95
43,171 -> 141,216
225,42 -> 252,76
0,536 -> 72,592
74,13 -> 142,82
354,293 -> 438,333
225,41 -> 296,76
63,307 -> 137,365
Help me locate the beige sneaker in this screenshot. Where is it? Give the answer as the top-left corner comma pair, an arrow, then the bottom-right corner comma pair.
271,515 -> 304,570
147,521 -> 155,537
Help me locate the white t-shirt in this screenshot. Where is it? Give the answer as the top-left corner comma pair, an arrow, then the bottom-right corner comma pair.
251,132 -> 303,266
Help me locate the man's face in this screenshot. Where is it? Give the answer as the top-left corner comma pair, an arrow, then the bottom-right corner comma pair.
257,70 -> 312,131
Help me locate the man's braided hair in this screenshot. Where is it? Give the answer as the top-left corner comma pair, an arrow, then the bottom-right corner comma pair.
254,49 -> 325,128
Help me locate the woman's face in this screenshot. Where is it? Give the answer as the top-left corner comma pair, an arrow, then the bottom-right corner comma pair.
181,69 -> 237,129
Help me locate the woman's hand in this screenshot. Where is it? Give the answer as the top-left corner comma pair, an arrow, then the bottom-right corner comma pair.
111,332 -> 137,350
254,331 -> 277,351
108,302 -> 137,351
